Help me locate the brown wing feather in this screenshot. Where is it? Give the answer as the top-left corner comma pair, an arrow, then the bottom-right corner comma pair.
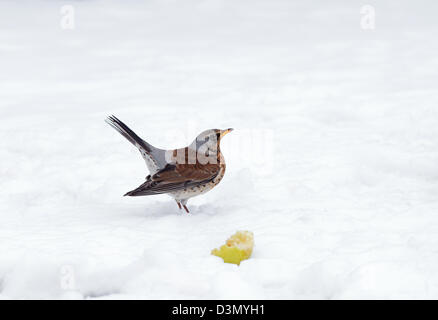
124,160 -> 221,197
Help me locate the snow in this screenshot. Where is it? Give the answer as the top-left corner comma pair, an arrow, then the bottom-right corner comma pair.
1,0 -> 438,299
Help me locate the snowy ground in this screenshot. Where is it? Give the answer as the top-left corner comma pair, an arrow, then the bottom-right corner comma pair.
1,0 -> 438,299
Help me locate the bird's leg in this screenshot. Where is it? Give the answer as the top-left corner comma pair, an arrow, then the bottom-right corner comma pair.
180,199 -> 190,213
176,201 -> 182,210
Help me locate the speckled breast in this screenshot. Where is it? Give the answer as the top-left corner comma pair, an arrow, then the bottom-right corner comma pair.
171,164 -> 226,201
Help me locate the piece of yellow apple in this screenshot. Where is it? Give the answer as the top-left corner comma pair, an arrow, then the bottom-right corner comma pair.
211,231 -> 254,265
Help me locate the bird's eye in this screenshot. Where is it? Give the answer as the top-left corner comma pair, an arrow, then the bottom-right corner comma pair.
204,136 -> 209,142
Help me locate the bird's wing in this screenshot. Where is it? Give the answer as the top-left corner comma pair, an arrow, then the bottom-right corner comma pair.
124,163 -> 220,196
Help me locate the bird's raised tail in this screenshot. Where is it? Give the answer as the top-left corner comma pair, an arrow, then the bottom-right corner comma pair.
105,115 -> 153,153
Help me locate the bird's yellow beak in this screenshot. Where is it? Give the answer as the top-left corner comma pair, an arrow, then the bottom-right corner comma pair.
220,128 -> 234,138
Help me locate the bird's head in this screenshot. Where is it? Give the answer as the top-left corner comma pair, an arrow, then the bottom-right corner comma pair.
190,128 -> 233,161
194,128 -> 233,148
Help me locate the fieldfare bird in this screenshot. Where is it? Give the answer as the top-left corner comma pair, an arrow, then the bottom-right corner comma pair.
105,115 -> 233,213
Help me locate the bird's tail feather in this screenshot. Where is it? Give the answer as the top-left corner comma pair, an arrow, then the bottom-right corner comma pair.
105,115 -> 153,153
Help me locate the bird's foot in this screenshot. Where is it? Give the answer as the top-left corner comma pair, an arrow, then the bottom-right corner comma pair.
183,205 -> 190,214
